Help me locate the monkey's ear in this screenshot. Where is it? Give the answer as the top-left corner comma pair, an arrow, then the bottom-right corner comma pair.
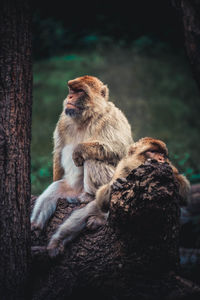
101,85 -> 109,101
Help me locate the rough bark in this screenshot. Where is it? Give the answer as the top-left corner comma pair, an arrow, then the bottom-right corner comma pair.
30,161 -> 200,300
172,0 -> 200,90
0,0 -> 32,299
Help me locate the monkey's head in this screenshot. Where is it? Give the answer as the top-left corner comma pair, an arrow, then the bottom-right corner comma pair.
64,75 -> 109,120
128,137 -> 169,164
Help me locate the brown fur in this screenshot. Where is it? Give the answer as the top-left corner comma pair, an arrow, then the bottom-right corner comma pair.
52,75 -> 133,197
96,137 -> 190,213
31,76 -> 133,242
68,75 -> 109,101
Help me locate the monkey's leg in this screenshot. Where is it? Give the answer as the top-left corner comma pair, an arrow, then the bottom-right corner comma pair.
31,179 -> 79,230
47,200 -> 108,257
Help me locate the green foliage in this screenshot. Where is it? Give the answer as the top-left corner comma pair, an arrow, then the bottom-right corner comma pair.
31,43 -> 200,194
171,152 -> 200,183
33,13 -> 67,59
31,156 -> 53,195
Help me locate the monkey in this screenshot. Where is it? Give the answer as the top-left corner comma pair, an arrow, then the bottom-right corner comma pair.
46,137 -> 190,256
31,75 -> 133,237
93,137 -> 191,213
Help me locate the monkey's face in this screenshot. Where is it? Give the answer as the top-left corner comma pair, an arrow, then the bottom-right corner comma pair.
64,76 -> 109,120
142,140 -> 168,163
65,88 -> 87,118
130,137 -> 169,164
144,149 -> 166,163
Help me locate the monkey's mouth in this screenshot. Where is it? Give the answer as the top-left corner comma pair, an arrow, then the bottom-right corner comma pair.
66,102 -> 78,109
65,103 -> 83,117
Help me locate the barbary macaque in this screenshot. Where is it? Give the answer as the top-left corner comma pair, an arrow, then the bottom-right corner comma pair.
31,75 -> 133,238
93,137 -> 190,213
47,137 -> 190,256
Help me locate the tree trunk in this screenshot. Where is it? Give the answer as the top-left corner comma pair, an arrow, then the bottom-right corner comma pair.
30,161 -> 200,300
0,0 -> 32,299
172,0 -> 200,90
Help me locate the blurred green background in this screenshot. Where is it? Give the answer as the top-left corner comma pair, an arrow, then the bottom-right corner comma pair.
31,1 -> 200,195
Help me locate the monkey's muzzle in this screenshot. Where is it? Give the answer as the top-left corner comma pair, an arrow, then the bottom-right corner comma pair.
66,102 -> 77,109
65,103 -> 81,117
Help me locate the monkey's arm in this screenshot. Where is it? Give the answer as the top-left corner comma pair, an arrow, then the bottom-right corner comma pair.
72,141 -> 120,167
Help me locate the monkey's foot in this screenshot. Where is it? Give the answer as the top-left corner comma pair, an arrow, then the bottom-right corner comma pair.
66,196 -> 79,204
47,239 -> 64,258
31,222 -> 43,237
79,192 -> 94,203
86,215 -> 107,231
31,246 -> 47,256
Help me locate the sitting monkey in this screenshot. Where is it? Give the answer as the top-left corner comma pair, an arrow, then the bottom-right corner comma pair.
31,76 -> 133,239
47,137 -> 190,256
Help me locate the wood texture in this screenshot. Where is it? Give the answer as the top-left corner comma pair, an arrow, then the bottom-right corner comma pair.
173,0 -> 200,90
0,1 -> 32,298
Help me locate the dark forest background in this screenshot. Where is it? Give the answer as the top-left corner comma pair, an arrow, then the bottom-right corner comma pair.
30,0 -> 200,194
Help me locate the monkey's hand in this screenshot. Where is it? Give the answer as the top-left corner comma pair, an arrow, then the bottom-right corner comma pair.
73,142 -> 107,166
73,144 -> 85,167
112,177 -> 127,190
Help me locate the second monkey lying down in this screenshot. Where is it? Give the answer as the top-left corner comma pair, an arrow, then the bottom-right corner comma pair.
47,137 -> 190,256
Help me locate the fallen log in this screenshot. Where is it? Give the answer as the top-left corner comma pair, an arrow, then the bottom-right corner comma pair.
29,161 -> 200,300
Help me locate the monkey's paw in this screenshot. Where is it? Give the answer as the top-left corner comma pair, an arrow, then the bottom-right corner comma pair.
86,216 -> 106,231
31,222 -> 43,237
72,148 -> 84,167
47,238 -> 64,258
112,177 -> 127,190
66,196 -> 79,204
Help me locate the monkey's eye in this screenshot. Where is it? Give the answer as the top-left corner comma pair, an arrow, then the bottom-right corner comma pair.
149,149 -> 157,153
76,89 -> 84,93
